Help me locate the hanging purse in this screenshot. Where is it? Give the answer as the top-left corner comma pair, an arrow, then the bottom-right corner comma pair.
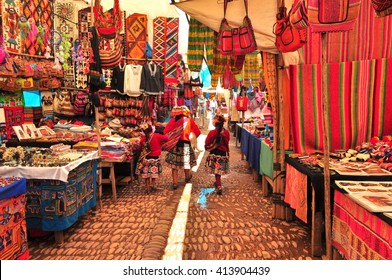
93,0 -> 122,39
308,0 -> 361,32
217,0 -> 257,56
98,31 -> 123,69
273,0 -> 307,53
289,0 -> 308,30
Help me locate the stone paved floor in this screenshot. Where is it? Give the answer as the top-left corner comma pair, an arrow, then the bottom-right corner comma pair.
27,117 -> 315,260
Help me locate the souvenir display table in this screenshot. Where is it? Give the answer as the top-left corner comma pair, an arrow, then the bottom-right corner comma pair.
0,151 -> 99,244
284,155 -> 392,257
0,177 -> 29,260
332,189 -> 392,259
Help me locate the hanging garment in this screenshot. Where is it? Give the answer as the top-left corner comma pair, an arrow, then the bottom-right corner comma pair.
124,64 -> 143,96
112,64 -> 126,93
243,52 -> 261,86
140,62 -> 164,95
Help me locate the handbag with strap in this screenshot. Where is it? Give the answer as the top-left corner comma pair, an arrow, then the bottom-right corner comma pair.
371,0 -> 392,17
273,0 -> 307,53
93,0 -> 122,39
217,0 -> 257,56
99,34 -> 123,69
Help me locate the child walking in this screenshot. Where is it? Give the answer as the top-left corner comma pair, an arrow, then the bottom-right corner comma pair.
205,115 -> 230,195
137,123 -> 169,193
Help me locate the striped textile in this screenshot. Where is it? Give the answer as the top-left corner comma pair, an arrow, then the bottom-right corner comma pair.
308,0 -> 361,33
332,191 -> 391,260
284,164 -> 308,223
371,0 -> 392,16
372,58 -> 392,138
243,52 -> 261,87
304,0 -> 392,64
165,18 -> 179,84
187,18 -> 214,73
153,17 -> 166,72
126,13 -> 147,61
289,58 -> 392,154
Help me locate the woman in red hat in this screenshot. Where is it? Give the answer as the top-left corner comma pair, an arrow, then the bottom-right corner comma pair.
163,106 -> 201,189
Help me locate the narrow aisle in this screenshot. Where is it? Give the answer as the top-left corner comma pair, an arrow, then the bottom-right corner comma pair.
183,121 -> 314,260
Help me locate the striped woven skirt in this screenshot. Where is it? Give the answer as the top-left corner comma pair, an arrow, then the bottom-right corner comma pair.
165,142 -> 196,170
205,154 -> 230,175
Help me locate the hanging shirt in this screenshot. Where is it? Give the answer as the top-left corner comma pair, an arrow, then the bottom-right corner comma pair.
112,64 -> 126,93
140,62 -> 164,95
124,64 -> 143,96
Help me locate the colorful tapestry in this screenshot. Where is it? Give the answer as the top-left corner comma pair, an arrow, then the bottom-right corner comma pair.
372,58 -> 392,138
2,0 -> 22,53
152,16 -> 166,71
289,58 -> 392,154
332,191 -> 391,260
165,18 -> 179,84
262,52 -> 278,112
187,17 -> 214,72
126,13 -> 147,61
25,160 -> 97,232
284,164 -> 308,223
304,0 -> 392,64
54,0 -> 77,41
20,0 -> 53,56
76,7 -> 91,89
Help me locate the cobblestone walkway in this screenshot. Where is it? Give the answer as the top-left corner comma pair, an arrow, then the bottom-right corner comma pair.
27,118 -> 314,260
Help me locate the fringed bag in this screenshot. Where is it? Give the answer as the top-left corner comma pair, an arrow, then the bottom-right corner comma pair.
308,0 -> 362,32
93,0 -> 122,39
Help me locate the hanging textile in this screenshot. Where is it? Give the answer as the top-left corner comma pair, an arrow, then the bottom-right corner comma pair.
77,7 -> 92,89
210,32 -> 227,87
304,0 -> 392,64
165,18 -> 179,84
21,0 -> 54,56
54,0 -> 79,41
153,17 -> 166,71
289,58 -> 392,154
243,52 -> 261,86
126,13 -> 147,61
187,17 -> 214,72
372,58 -> 392,138
262,52 -> 278,109
1,0 -> 22,53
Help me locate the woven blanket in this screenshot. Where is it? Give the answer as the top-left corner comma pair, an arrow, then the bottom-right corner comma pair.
126,13 -> 147,60
289,58 -> 392,154
187,17 -> 214,72
153,17 -> 166,72
304,0 -> 392,64
243,52 -> 261,87
332,191 -> 391,260
165,18 -> 179,84
372,58 -> 392,138
77,7 -> 91,89
284,164 -> 308,223
54,0 -> 78,41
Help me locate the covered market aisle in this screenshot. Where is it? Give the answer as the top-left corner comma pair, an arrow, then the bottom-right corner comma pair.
27,120 -> 313,260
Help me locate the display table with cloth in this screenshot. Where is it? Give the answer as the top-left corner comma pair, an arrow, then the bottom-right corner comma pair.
332,190 -> 392,259
0,152 -> 99,244
0,177 -> 29,259
285,155 -> 392,257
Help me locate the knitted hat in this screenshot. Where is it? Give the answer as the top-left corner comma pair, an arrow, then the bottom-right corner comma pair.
171,105 -> 190,117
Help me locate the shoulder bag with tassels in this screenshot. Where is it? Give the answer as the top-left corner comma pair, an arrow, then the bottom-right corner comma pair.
93,0 -> 122,39
273,0 -> 307,53
217,0 -> 257,56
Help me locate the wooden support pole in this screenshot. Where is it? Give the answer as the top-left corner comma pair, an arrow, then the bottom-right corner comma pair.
321,32 -> 332,259
241,111 -> 245,160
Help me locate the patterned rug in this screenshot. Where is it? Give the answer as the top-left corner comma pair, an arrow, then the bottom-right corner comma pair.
126,13 -> 147,61
76,7 -> 92,89
165,18 -> 179,84
153,16 -> 166,71
54,0 -> 77,41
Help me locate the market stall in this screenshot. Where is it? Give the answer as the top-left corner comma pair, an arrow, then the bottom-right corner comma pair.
0,148 -> 99,244
0,177 -> 29,260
